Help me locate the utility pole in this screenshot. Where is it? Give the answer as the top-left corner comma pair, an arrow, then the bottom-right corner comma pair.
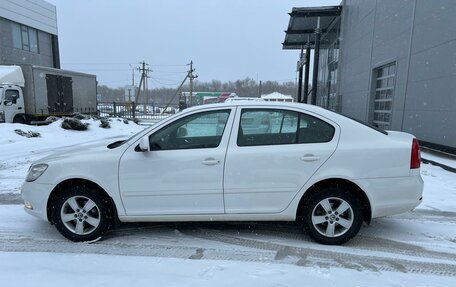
188,60 -> 198,106
258,80 -> 262,97
135,61 -> 151,106
129,64 -> 135,86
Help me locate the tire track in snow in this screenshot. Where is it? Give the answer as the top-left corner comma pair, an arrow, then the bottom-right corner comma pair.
184,228 -> 456,277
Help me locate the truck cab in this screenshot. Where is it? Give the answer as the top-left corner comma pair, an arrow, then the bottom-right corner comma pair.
0,85 -> 25,123
0,65 -> 26,124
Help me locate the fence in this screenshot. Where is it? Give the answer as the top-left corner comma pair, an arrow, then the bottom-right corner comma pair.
97,102 -> 173,122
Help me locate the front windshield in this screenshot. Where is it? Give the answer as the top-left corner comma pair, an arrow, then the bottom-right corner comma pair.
0,87 -> 4,104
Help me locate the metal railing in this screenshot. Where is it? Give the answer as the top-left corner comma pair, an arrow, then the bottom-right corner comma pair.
97,102 -> 173,122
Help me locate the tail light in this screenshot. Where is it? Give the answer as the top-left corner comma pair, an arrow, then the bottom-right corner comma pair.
410,138 -> 421,169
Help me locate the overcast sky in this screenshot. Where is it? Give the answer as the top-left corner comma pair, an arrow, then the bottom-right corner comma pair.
46,0 -> 339,88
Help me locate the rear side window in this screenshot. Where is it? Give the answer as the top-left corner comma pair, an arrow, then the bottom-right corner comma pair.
237,109 -> 334,147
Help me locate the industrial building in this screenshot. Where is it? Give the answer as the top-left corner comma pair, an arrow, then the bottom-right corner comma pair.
0,0 -> 60,68
284,0 -> 456,154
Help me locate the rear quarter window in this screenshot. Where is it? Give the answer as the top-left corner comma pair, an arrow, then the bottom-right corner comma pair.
298,113 -> 335,143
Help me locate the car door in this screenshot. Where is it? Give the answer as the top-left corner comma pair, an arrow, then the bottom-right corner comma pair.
2,89 -> 21,122
119,108 -> 234,216
224,106 -> 339,213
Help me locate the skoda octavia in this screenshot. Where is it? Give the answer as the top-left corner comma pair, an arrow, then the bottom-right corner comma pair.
22,102 -> 423,245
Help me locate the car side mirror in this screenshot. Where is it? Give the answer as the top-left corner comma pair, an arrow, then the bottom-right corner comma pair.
4,101 -> 11,106
138,136 -> 149,152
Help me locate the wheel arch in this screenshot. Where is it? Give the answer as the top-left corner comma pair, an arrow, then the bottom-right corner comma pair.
13,113 -> 28,124
46,178 -> 118,224
296,178 -> 372,224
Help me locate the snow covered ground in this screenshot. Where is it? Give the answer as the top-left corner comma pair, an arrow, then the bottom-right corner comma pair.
0,120 -> 455,286
0,118 -> 145,196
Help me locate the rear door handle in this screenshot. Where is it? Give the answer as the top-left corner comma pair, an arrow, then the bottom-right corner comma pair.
202,158 -> 220,166
301,154 -> 320,162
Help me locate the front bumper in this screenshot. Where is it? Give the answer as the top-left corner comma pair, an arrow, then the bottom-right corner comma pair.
21,181 -> 56,221
355,174 -> 424,218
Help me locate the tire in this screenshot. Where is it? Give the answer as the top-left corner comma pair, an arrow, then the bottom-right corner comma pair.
302,187 -> 363,245
13,114 -> 27,124
52,185 -> 114,242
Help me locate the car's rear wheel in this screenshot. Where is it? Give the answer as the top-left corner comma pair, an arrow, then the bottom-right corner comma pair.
52,186 -> 113,242
302,187 -> 363,245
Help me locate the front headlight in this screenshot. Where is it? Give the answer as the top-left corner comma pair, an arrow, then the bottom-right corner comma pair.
26,164 -> 48,182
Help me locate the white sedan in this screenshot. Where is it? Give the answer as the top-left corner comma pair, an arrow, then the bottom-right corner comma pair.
21,102 -> 423,245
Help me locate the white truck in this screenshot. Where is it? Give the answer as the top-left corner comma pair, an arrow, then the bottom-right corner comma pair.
0,65 -> 97,124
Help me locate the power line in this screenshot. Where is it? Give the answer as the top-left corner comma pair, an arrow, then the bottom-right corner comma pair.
62,62 -> 187,67
150,78 -> 182,86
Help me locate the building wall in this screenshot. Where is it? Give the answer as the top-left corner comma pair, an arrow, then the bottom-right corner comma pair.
0,0 -> 58,68
338,0 -> 456,150
0,0 -> 57,35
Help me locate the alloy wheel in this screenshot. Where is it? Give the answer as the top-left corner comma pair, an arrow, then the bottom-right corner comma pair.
60,195 -> 101,235
311,197 -> 354,238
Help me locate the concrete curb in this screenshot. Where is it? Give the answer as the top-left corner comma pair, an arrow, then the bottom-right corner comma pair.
421,158 -> 456,174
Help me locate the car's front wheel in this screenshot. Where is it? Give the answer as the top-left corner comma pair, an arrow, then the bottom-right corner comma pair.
52,186 -> 113,242
302,187 -> 363,245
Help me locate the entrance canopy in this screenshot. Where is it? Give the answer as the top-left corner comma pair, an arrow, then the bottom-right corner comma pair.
282,6 -> 341,50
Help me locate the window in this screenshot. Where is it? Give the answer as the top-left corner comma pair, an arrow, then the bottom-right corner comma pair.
12,23 -> 22,49
4,90 -> 20,103
149,110 -> 230,150
29,28 -> 39,53
372,63 -> 396,130
11,22 -> 39,53
298,113 -> 335,143
237,109 -> 335,147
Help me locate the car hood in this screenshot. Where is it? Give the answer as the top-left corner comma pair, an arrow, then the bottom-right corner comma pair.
34,136 -> 128,164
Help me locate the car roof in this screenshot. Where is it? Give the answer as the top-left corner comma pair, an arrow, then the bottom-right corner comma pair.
184,101 -> 331,115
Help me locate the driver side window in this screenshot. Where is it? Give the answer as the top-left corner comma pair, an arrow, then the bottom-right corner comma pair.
149,110 -> 231,150
4,90 -> 19,104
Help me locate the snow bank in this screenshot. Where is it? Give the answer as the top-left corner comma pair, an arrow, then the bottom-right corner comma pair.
0,119 -> 145,194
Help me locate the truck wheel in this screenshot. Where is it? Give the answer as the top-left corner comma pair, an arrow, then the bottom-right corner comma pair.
302,187 -> 363,245
52,186 -> 114,242
13,114 -> 27,124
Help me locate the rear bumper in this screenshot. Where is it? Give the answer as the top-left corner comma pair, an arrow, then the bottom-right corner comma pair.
355,173 -> 424,218
21,181 -> 55,221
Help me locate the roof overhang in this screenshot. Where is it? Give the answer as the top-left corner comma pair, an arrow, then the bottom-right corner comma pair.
282,6 -> 342,50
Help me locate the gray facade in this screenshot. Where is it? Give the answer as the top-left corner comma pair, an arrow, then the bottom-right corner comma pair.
0,0 -> 59,68
335,0 -> 456,151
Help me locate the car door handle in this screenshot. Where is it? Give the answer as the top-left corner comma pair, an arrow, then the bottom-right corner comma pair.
202,158 -> 220,166
301,154 -> 320,162
18,107 -> 22,110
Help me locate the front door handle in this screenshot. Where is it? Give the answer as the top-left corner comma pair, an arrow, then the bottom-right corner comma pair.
301,154 -> 320,162
202,158 -> 220,166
